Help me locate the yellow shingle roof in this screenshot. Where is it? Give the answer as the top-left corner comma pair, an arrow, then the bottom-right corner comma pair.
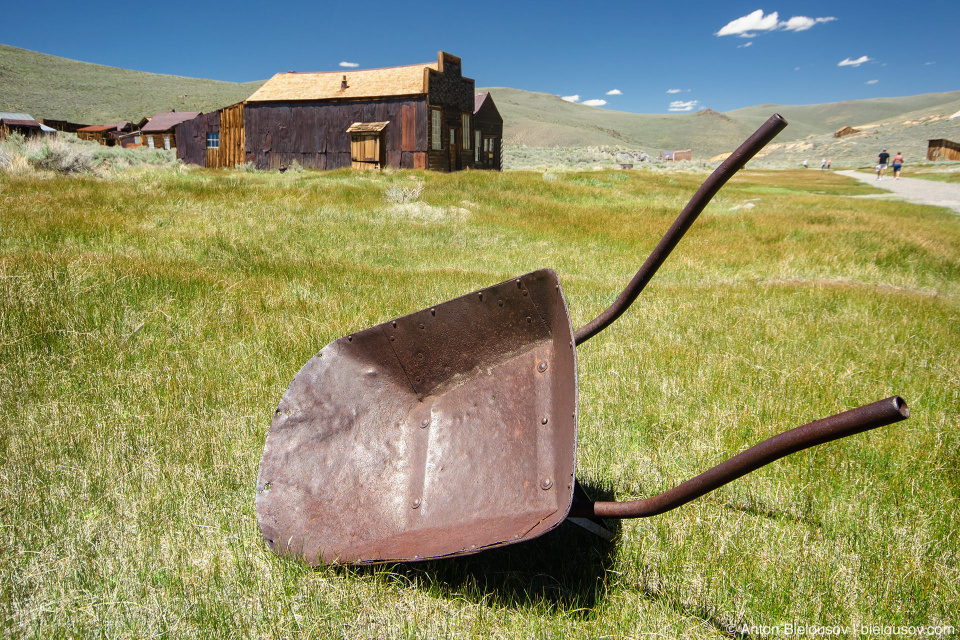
247,62 -> 439,103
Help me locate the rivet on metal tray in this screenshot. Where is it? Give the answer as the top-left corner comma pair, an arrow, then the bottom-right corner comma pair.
347,335 -> 353,342
420,418 -> 429,428
498,300 -> 503,307
415,376 -> 422,383
537,361 -> 548,373
417,352 -> 424,360
526,316 -> 532,323
430,308 -> 436,316
541,417 -> 549,425
412,498 -> 421,509
540,478 -> 553,490
516,279 -> 522,289
478,292 -> 483,301
419,323 -> 425,329
390,336 -> 395,342
522,290 -> 528,296
392,321 -> 397,328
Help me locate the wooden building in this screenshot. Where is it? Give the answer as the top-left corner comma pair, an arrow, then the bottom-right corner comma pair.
175,103 -> 245,168
927,138 -> 960,162
0,112 -> 55,140
42,119 -> 89,134
834,126 -> 858,138
140,111 -> 200,150
244,51 -> 477,171
76,123 -> 136,146
473,92 -> 503,171
660,149 -> 692,161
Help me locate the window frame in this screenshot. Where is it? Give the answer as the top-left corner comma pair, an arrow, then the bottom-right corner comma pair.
431,109 -> 442,150
462,114 -> 471,149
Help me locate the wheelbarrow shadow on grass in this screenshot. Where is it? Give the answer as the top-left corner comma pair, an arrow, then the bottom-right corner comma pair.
339,481 -> 623,613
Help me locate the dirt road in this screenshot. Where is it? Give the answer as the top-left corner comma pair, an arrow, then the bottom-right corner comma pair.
837,170 -> 960,214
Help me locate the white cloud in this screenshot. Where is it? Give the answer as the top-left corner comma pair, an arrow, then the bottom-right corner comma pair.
717,10 -> 836,38
606,89 -> 622,95
738,41 -> 753,48
866,79 -> 879,84
669,100 -> 700,112
666,88 -> 683,94
780,16 -> 836,31
561,95 -> 580,102
838,56 -> 871,67
582,99 -> 607,107
339,61 -> 359,68
925,61 -> 936,66
716,10 -> 780,37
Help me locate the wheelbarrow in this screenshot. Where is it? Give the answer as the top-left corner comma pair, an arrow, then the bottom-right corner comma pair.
256,115 -> 909,565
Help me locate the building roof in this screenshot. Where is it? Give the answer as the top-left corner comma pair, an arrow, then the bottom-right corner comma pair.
141,112 -> 201,132
247,60 -> 440,103
0,112 -> 55,132
474,92 -> 489,113
1,118 -> 42,128
78,124 -> 122,132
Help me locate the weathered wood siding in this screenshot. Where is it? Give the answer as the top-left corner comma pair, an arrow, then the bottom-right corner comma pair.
177,112 -> 218,167
143,132 -> 177,151
244,98 -> 427,170
927,138 -> 960,162
474,95 -> 504,171
425,54 -> 476,171
218,103 -> 245,168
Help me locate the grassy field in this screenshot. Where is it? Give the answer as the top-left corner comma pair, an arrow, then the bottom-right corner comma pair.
1,163 -> 958,638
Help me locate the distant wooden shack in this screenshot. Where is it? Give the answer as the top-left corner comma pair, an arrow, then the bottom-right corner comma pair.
0,112 -> 55,139
834,126 -> 858,138
473,92 -> 503,171
175,103 -> 245,168
243,51 -> 477,171
660,149 -> 692,161
77,123 -> 136,146
927,138 -> 960,162
42,119 -> 89,134
141,112 -> 200,150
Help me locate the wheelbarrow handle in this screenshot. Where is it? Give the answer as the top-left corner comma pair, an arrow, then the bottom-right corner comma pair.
569,396 -> 909,519
574,113 -> 788,345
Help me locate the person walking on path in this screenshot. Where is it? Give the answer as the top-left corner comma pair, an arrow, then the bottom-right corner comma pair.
821,158 -> 827,170
877,149 -> 890,180
893,152 -> 904,179
827,159 -> 832,170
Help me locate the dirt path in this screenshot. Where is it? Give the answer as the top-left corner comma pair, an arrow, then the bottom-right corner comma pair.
837,170 -> 960,214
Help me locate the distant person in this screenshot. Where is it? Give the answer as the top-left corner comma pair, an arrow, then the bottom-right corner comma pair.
827,159 -> 832,170
892,152 -> 904,179
877,149 -> 890,180
803,159 -> 808,169
821,158 -> 827,170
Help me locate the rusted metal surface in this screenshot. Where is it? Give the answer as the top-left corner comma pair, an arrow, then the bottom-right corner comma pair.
569,396 -> 909,519
255,114 -> 909,565
257,270 -> 577,565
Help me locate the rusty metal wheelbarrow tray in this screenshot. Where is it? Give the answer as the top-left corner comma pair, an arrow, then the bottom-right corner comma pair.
256,115 -> 909,566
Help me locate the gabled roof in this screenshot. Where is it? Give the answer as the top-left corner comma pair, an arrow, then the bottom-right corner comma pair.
247,58 -> 443,103
474,92 -> 490,113
78,124 -> 125,133
141,112 -> 201,132
1,118 -> 41,128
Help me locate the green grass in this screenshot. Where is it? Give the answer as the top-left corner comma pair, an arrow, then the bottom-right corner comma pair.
907,171 -> 960,184
1,166 -> 958,638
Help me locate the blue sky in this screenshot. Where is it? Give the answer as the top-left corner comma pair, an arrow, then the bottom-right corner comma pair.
2,0 -> 957,114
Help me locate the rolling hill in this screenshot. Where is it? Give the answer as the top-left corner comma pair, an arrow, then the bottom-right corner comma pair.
0,44 -> 264,124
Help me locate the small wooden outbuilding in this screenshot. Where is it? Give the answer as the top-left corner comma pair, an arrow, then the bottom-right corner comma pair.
42,119 -> 89,134
473,92 -> 503,171
77,123 -> 136,146
927,138 -> 960,162
175,103 -> 245,168
141,111 -> 200,150
660,149 -> 692,161
0,112 -> 55,140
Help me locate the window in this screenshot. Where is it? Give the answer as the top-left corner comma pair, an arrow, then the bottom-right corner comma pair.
475,131 -> 481,162
449,128 -> 455,146
163,135 -> 170,151
147,136 -> 154,149
462,114 -> 471,149
431,109 -> 442,150
206,132 -> 220,148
